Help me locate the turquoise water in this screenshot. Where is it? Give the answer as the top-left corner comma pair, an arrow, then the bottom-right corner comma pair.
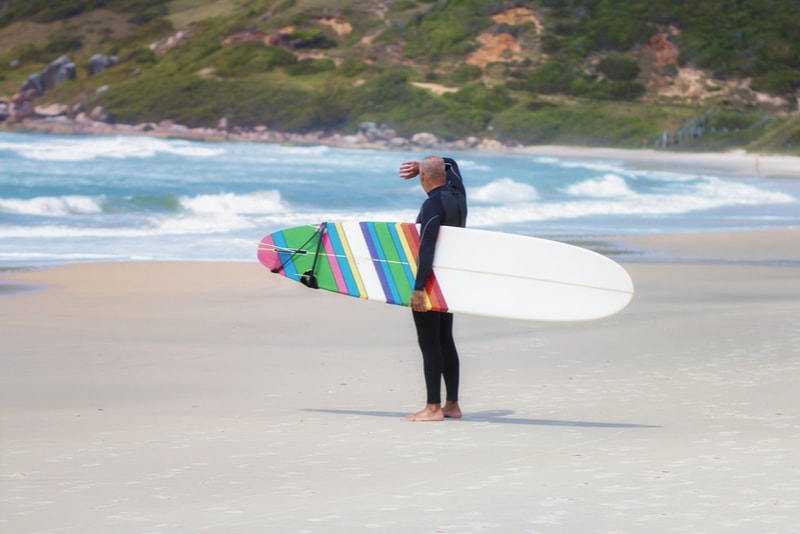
0,132 -> 797,265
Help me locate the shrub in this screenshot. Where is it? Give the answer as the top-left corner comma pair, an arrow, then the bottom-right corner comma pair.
596,56 -> 640,82
526,55 -> 579,94
443,64 -> 483,84
446,84 -> 513,113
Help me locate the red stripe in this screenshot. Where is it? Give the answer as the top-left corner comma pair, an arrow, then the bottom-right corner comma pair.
401,223 -> 448,313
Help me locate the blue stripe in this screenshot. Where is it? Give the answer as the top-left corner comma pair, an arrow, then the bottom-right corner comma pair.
327,225 -> 359,296
361,222 -> 401,305
387,223 -> 416,288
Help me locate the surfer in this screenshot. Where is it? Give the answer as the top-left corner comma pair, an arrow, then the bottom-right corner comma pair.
399,156 -> 467,422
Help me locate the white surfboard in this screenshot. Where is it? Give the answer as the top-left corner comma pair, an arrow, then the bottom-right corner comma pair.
259,222 -> 634,322
432,226 -> 633,321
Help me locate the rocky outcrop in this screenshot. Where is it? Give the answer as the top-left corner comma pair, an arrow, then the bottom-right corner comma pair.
87,54 -> 119,76
20,56 -> 76,97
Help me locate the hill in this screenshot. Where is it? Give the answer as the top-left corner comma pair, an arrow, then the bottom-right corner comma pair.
0,0 -> 798,153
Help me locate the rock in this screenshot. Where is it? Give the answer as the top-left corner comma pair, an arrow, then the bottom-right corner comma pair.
34,104 -> 69,117
19,56 -> 76,97
42,55 -> 76,91
411,132 -> 440,147
149,30 -> 190,55
21,72 -> 45,97
87,54 -> 119,76
358,122 -> 397,142
389,137 -> 409,148
12,100 -> 35,120
88,106 -> 108,122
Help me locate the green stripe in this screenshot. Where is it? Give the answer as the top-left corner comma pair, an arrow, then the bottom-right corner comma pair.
372,222 -> 414,304
280,225 -> 337,291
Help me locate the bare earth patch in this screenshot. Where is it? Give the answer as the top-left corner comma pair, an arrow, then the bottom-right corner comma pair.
411,82 -> 459,95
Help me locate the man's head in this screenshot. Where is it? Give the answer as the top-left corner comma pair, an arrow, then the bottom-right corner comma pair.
419,156 -> 446,193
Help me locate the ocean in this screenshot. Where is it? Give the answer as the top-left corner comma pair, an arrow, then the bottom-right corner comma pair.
0,131 -> 797,266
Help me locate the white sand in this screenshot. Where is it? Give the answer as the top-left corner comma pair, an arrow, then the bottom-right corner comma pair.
1,230 -> 799,532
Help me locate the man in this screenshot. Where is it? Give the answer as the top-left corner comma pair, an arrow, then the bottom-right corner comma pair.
399,156 -> 467,422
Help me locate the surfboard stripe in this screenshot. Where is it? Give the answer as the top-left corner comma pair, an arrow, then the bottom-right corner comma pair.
360,222 -> 402,304
387,223 -> 417,291
318,224 -> 348,295
400,222 -> 448,312
339,221 -> 383,301
328,222 -> 366,298
257,234 -> 277,271
373,222 -> 414,304
395,222 -> 418,274
272,231 -> 300,281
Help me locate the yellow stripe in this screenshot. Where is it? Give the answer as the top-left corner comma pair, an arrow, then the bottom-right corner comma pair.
395,222 -> 431,310
335,222 -> 367,299
395,222 -> 418,276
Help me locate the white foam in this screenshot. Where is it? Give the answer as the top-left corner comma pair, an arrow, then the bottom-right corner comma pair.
0,195 -> 103,216
179,190 -> 286,215
468,177 -> 796,228
0,135 -> 224,162
540,157 -> 628,175
565,174 -> 637,198
470,178 -> 539,203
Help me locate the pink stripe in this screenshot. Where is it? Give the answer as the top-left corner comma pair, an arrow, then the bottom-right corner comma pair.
322,232 -> 348,293
257,234 -> 277,270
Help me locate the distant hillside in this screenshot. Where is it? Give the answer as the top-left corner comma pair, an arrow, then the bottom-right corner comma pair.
0,0 -> 798,152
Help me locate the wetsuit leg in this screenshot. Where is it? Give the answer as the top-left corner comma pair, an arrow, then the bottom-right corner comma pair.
413,310 -> 444,405
439,312 -> 460,403
413,311 -> 460,405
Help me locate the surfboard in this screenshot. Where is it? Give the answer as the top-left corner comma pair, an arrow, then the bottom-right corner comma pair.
257,222 -> 633,322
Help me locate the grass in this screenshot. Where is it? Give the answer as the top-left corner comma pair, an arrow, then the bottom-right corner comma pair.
166,0 -> 247,28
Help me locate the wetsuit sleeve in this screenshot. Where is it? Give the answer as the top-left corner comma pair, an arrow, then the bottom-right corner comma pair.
443,157 -> 465,196
414,198 -> 443,292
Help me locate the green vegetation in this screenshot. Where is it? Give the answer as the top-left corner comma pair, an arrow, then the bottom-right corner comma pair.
536,0 -> 800,99
0,0 -> 797,153
0,0 -> 171,26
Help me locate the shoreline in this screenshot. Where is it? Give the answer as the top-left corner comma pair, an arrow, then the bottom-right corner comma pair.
3,116 -> 800,178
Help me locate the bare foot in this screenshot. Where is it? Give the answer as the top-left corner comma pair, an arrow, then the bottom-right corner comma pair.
401,404 -> 443,422
442,401 -> 462,419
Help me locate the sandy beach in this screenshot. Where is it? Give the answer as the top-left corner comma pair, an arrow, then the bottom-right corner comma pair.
1,228 -> 798,532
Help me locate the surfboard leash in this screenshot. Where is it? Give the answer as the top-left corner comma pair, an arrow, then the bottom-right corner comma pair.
270,222 -> 327,289
300,222 -> 327,289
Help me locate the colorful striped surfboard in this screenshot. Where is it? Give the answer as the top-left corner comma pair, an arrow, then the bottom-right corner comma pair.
257,221 -> 635,322
258,221 -> 449,311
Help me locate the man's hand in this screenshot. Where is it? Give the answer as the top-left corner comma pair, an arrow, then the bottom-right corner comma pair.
399,161 -> 420,180
409,290 -> 428,312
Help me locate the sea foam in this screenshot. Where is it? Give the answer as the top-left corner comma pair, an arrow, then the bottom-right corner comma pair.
0,195 -> 103,216
0,135 -> 224,162
470,178 -> 539,203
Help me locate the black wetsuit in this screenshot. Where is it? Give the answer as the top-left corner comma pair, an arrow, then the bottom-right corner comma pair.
413,158 -> 467,405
